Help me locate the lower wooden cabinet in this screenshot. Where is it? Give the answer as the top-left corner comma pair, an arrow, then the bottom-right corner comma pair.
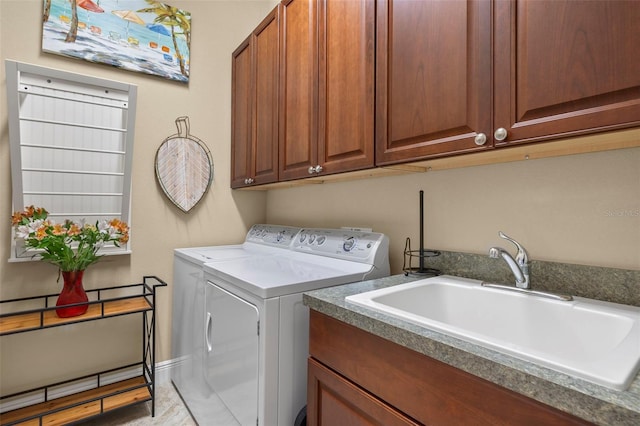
308,310 -> 593,426
308,357 -> 419,426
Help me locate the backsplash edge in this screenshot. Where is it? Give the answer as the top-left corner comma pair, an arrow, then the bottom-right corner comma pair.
420,251 -> 640,306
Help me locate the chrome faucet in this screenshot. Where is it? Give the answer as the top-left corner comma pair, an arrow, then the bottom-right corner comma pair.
484,232 -> 573,301
489,231 -> 530,289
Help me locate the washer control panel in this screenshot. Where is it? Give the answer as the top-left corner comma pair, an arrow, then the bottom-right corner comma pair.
292,228 -> 388,264
245,225 -> 301,247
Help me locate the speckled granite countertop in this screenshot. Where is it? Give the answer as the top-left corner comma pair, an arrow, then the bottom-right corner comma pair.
303,274 -> 640,426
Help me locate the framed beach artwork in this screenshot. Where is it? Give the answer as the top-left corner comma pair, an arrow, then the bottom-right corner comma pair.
42,0 -> 191,83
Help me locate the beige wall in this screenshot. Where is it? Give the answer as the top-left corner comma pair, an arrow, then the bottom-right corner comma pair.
267,146 -> 640,273
0,0 -> 276,393
1,0 -> 638,397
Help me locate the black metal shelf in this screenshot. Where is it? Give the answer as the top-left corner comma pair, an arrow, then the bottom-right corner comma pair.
0,276 -> 166,425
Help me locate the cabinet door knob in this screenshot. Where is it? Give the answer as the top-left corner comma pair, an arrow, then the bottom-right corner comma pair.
308,166 -> 316,174
494,127 -> 508,141
474,133 -> 487,146
315,165 -> 323,173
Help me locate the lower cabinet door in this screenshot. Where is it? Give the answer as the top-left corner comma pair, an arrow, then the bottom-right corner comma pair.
307,357 -> 419,426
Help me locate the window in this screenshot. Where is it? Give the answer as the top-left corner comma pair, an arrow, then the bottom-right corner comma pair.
6,60 -> 137,261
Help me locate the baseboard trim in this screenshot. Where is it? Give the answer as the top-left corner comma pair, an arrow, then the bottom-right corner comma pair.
155,357 -> 180,385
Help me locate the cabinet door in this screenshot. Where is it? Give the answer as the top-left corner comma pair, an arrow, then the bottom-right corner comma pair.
230,36 -> 253,188
493,0 -> 640,146
253,6 -> 280,184
317,0 -> 375,175
307,358 -> 419,426
231,7 -> 280,189
279,0 -> 319,181
376,0 -> 492,166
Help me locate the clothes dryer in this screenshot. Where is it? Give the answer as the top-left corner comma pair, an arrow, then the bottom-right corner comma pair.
203,228 -> 390,426
171,225 -> 300,424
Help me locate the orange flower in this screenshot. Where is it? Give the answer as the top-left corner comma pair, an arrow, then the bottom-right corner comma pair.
67,223 -> 81,237
13,206 -> 48,224
110,219 -> 130,236
11,211 -> 24,226
52,224 -> 67,236
35,226 -> 48,240
110,218 -> 126,230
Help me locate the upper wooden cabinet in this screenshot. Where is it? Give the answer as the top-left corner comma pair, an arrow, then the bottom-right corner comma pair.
493,0 -> 640,146
231,6 -> 280,188
317,0 -> 375,176
233,0 -> 640,187
376,0 -> 640,166
278,0 -> 318,181
231,36 -> 253,188
279,0 -> 375,181
376,0 -> 492,165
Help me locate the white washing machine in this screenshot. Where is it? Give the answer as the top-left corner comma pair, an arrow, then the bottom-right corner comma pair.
171,225 -> 301,425
203,228 -> 390,426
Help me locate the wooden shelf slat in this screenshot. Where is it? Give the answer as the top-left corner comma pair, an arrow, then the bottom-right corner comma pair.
0,377 -> 150,426
0,297 -> 151,335
0,313 -> 42,335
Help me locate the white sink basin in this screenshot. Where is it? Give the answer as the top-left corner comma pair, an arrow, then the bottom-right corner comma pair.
346,275 -> 640,390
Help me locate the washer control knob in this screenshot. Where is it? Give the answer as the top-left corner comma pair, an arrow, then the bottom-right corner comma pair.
343,237 -> 356,252
317,236 -> 326,245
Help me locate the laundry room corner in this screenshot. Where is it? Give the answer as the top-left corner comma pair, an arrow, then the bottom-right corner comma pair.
1,0 -> 276,395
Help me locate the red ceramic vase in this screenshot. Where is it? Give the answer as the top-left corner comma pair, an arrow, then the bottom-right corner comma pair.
56,270 -> 89,318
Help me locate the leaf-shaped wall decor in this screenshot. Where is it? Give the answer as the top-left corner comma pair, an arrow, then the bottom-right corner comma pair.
155,117 -> 213,212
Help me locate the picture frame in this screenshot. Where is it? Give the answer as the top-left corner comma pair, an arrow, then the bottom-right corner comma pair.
42,0 -> 191,83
